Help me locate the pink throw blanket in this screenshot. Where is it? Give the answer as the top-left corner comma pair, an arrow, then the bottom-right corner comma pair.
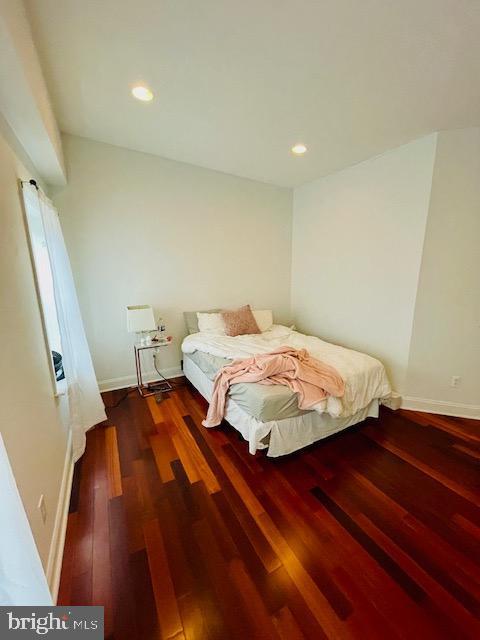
203,346 -> 345,428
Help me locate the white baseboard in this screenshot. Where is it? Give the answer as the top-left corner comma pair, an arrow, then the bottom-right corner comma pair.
401,396 -> 480,420
46,431 -> 74,603
98,366 -> 184,392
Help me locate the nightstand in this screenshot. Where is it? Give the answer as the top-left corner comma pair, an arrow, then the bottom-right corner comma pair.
134,340 -> 173,398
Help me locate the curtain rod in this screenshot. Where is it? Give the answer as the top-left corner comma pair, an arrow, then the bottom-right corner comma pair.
20,179 -> 39,190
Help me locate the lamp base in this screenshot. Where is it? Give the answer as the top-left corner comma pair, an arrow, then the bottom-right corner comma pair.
137,331 -> 153,346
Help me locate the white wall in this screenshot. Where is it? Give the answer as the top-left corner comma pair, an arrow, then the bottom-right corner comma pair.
53,135 -> 293,389
0,0 -> 65,184
291,135 -> 437,391
50,129 -> 478,415
0,125 -> 69,576
405,128 -> 480,416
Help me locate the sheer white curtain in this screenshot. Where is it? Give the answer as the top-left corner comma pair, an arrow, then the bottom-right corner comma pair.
24,184 -> 107,460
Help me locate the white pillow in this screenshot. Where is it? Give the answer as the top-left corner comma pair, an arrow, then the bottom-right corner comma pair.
253,309 -> 273,332
197,312 -> 226,335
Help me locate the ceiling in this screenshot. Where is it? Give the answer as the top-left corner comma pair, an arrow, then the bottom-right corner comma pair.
25,0 -> 480,187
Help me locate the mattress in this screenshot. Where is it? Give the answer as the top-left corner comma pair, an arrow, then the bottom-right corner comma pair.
182,325 -> 392,419
185,351 -> 309,422
183,353 -> 380,457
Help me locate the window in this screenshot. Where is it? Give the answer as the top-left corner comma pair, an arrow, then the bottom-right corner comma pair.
21,183 -> 65,394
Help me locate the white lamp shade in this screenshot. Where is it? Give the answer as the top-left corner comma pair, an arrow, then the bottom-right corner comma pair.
126,305 -> 156,333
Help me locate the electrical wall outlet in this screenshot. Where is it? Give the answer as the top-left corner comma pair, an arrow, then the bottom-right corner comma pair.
451,376 -> 461,388
38,494 -> 47,524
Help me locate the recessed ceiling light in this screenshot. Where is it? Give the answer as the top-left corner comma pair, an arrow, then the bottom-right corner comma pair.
131,85 -> 154,102
291,143 -> 307,155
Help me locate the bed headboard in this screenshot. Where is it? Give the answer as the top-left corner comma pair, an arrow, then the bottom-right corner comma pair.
183,309 -> 221,334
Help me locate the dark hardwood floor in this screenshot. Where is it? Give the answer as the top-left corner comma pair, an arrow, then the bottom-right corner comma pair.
58,381 -> 480,639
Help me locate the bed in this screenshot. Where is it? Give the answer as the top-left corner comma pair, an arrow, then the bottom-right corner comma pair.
181,312 -> 392,457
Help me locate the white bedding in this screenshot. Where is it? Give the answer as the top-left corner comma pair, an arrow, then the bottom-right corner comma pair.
182,325 -> 392,418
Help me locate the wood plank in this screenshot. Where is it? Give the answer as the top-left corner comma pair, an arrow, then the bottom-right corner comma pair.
147,395 -> 165,425
164,401 -> 221,494
91,428 -> 113,636
256,511 -> 349,639
401,409 -> 480,444
192,518 -> 254,640
217,448 -> 265,518
105,425 -> 122,498
109,496 -> 138,639
228,556 -> 281,639
272,606 -> 306,640
150,432 -> 176,483
190,481 -> 238,563
150,400 -> 201,485
161,482 -> 228,639
68,456 -> 83,513
177,591 -> 212,640
132,457 -> 157,520
120,475 -> 145,554
169,427 -> 201,485
269,565 -> 329,640
452,443 -> 480,461
72,426 -> 96,578
130,392 -> 157,451
130,549 -> 161,640
144,518 -> 184,640
70,569 -> 92,607
364,424 -> 480,506
112,400 -> 142,477
259,488 -> 355,622
57,512 -> 77,605
453,513 -> 480,540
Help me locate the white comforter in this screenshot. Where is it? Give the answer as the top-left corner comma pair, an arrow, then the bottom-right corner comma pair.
182,325 -> 392,418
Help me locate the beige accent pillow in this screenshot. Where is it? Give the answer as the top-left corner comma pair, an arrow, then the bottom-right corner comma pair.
253,309 -> 273,332
197,312 -> 226,335
222,305 -> 261,337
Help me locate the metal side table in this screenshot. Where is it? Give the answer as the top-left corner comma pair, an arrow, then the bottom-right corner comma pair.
134,340 -> 173,398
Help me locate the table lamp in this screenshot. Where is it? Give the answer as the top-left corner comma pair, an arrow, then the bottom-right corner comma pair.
126,305 -> 156,345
